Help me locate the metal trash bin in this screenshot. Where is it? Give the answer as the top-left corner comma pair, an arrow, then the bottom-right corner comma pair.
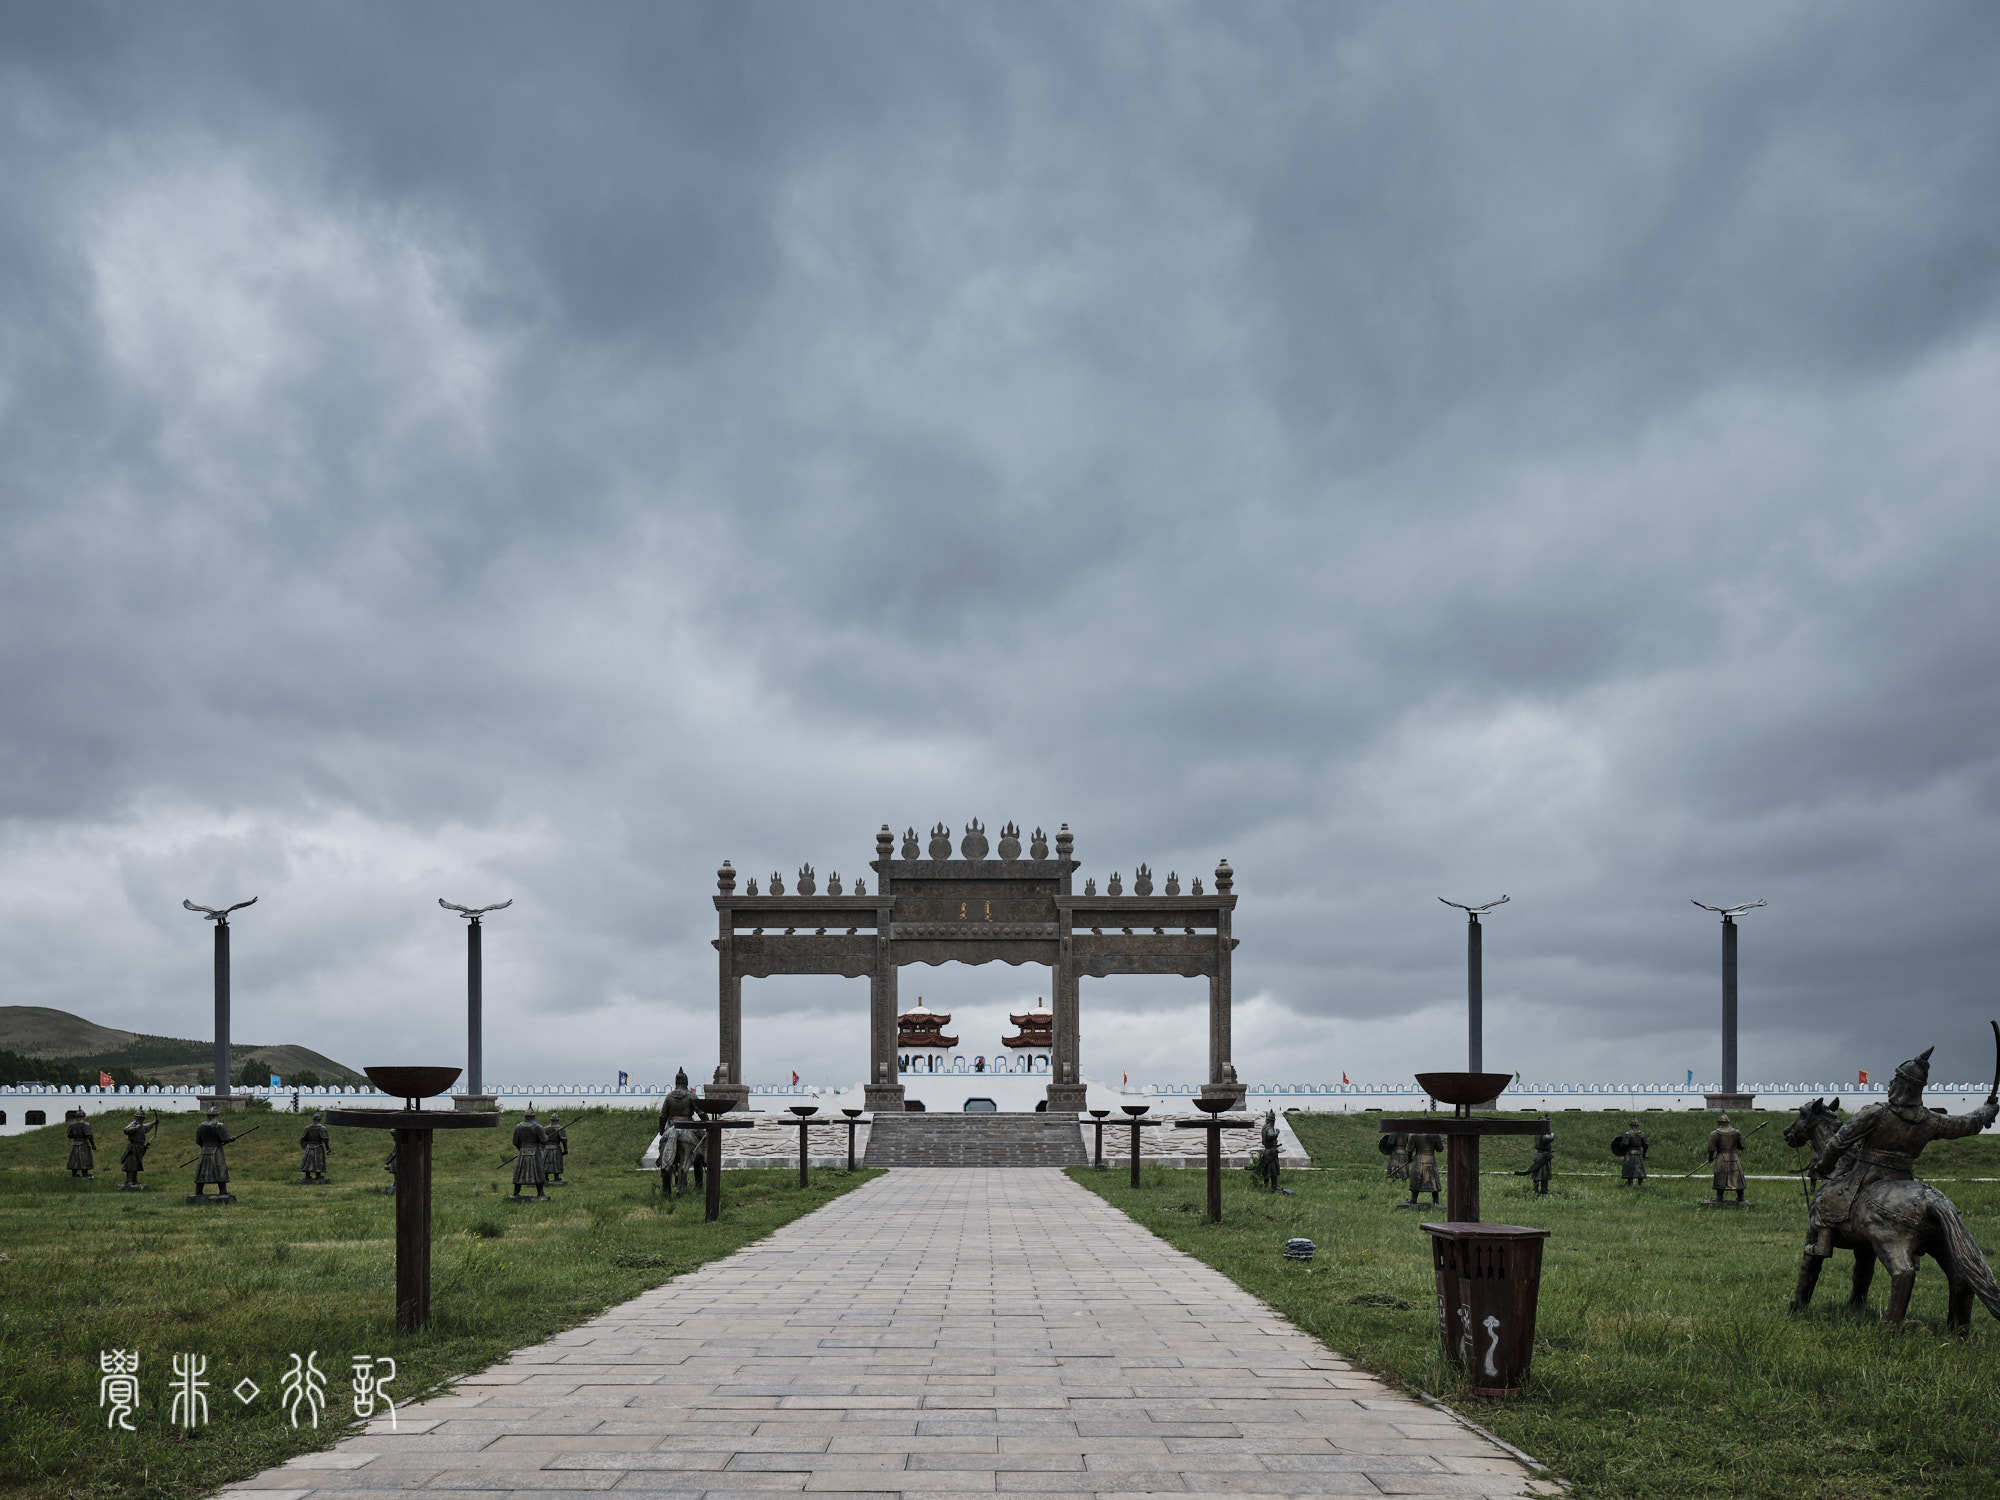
1420,1222 -> 1551,1396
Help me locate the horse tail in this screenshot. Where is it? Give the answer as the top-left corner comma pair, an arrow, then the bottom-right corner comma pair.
1924,1184 -> 2000,1321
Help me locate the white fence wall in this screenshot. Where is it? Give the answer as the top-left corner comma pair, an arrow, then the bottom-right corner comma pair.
4,1078 -> 1989,1136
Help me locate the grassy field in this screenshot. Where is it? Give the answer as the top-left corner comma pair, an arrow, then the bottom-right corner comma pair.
1070,1108 -> 2000,1500
0,1106 -> 878,1500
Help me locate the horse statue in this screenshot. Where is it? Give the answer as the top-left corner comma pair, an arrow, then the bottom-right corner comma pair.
656,1119 -> 705,1208
1787,1037 -> 2000,1332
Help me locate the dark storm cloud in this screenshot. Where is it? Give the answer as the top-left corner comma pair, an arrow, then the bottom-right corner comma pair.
3,2 -> 1999,1088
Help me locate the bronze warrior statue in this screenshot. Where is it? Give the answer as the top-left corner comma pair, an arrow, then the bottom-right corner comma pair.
1378,1131 -> 1411,1181
540,1113 -> 569,1183
1396,1131 -> 1443,1208
1792,1037 -> 2000,1329
119,1107 -> 157,1190
1517,1131 -> 1554,1195
1249,1109 -> 1282,1191
510,1107 -> 547,1199
65,1108 -> 97,1178
298,1110 -> 331,1183
1707,1113 -> 1747,1204
1611,1118 -> 1650,1186
189,1104 -> 240,1202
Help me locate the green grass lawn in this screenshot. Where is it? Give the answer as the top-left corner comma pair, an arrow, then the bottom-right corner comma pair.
1070,1108 -> 2000,1500
0,1106 -> 878,1500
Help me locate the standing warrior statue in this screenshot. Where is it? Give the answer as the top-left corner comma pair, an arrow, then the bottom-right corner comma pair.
509,1107 -> 547,1200
1611,1118 -> 1650,1186
1397,1130 -> 1444,1209
65,1108 -> 97,1178
1379,1131 -> 1412,1181
188,1104 -> 241,1203
1517,1130 -> 1555,1196
541,1113 -> 569,1184
298,1110 -> 332,1183
1793,1036 -> 2000,1327
119,1107 -> 157,1190
1707,1114 -> 1747,1205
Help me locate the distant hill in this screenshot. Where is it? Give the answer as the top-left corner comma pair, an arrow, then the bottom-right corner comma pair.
0,1006 -> 365,1086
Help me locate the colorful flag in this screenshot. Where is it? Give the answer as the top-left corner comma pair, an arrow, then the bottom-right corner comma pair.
99,1070 -> 113,1088
1121,1073 -> 1128,1086
617,1070 -> 628,1086
1858,1069 -> 1869,1085
1341,1072 -> 1350,1084
790,1070 -> 799,1085
269,1074 -> 281,1087
1686,1068 -> 1695,1086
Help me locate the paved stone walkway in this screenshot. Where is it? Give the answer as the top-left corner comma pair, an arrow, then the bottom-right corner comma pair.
218,1171 -> 1554,1499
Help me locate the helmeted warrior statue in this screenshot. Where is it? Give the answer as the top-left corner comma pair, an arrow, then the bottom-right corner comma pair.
298,1111 -> 331,1183
1707,1113 -> 1747,1204
541,1113 -> 569,1183
1611,1118 -> 1650,1186
510,1107 -> 547,1199
188,1104 -> 239,1202
119,1107 -> 157,1190
1517,1130 -> 1555,1195
1792,1039 -> 2000,1328
1397,1131 -> 1443,1208
1378,1131 -> 1411,1180
65,1108 -> 97,1178
661,1068 -> 699,1127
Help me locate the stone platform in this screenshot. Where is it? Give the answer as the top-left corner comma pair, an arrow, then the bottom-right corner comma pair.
216,1169 -> 1553,1499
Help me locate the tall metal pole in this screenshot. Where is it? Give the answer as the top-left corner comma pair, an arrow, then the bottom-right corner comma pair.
185,898 -> 256,1104
1721,915 -> 1737,1096
1467,914 -> 1483,1074
467,917 -> 484,1098
214,919 -> 231,1097
1439,896 -> 1507,1076
1690,899 -> 1764,1104
440,899 -> 510,1107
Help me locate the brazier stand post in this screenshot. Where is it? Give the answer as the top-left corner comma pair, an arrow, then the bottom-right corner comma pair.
328,1089 -> 495,1332
1121,1107 -> 1167,1188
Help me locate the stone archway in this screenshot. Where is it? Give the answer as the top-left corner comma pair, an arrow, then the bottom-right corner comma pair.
709,819 -> 1240,1113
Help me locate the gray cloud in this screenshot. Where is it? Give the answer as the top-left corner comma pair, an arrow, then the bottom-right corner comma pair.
4,3 -> 1999,1091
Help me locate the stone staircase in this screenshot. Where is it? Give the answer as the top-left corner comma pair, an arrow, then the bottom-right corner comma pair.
863,1111 -> 1087,1168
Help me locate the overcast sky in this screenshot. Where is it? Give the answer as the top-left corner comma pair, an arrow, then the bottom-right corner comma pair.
5,3 -> 1999,1091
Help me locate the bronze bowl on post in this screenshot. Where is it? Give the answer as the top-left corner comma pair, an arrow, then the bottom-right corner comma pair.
841,1107 -> 863,1120
364,1065 -> 463,1111
1191,1094 -> 1235,1117
788,1105 -> 819,1119
1414,1071 -> 1513,1117
1120,1103 -> 1151,1118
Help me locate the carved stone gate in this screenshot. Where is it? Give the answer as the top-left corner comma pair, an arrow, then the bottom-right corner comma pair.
710,820 -> 1241,1113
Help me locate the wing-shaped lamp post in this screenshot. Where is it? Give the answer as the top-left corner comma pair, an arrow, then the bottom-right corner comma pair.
1692,899 -> 1766,1110
183,898 -> 257,1111
440,899 -> 511,1111
1438,896 -> 1509,1074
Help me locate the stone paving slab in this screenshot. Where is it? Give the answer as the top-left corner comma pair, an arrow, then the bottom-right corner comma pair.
212,1171 -> 1552,1499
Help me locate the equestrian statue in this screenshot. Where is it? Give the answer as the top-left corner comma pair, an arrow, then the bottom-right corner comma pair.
1789,1026 -> 1999,1331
